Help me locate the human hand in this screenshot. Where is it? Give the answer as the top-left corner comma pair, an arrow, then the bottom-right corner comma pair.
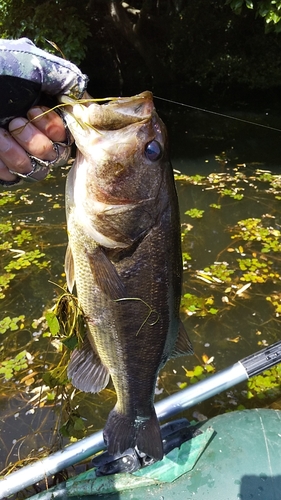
0,106 -> 71,186
0,38 -> 88,187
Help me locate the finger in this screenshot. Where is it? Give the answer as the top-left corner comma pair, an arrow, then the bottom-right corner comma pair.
27,106 -> 67,142
0,157 -> 17,182
9,118 -> 58,161
0,128 -> 33,175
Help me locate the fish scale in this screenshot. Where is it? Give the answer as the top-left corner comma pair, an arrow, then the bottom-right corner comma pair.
63,91 -> 193,461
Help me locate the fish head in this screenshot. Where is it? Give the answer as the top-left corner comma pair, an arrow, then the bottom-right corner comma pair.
66,91 -> 169,205
64,91 -> 173,247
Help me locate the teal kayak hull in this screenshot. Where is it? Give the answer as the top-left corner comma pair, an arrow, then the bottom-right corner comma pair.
28,408 -> 281,500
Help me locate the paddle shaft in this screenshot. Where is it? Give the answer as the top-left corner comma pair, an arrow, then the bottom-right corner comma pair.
0,340 -> 280,498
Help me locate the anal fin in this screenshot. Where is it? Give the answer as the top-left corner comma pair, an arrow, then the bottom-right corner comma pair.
67,336 -> 110,393
170,320 -> 193,358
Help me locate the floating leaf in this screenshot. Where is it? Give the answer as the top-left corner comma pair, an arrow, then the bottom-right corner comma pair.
184,208 -> 205,218
209,203 -> 221,209
227,336 -> 241,343
45,311 -> 60,336
0,315 -> 25,334
236,283 -> 252,296
0,349 -> 29,380
181,293 -> 218,317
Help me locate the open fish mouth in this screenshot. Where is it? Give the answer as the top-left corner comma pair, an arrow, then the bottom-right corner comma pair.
61,91 -> 155,132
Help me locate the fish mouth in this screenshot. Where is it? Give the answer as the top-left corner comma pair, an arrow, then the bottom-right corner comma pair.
87,91 -> 155,130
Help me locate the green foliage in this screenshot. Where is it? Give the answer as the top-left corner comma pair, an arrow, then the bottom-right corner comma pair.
185,208 -> 205,219
60,411 -> 86,439
0,273 -> 15,299
45,310 -> 60,337
266,294 -> 281,316
41,293 -> 87,391
247,365 -> 281,400
4,249 -> 48,272
0,193 -> 16,206
0,220 -> 13,234
180,163 -> 281,324
227,0 -> 281,32
0,192 -> 51,299
0,350 -> 29,380
200,263 -> 235,283
43,365 -> 68,388
181,362 -> 215,387
181,223 -> 193,242
0,0 -> 90,64
182,251 -> 192,262
220,188 -> 244,200
188,175 -> 206,184
52,292 -> 86,349
13,230 -> 32,246
1,0 -> 281,92
0,241 -> 12,251
237,257 -> 279,282
226,0 -> 253,15
0,315 -> 25,334
232,218 -> 281,253
181,293 -> 218,316
167,0 -> 281,90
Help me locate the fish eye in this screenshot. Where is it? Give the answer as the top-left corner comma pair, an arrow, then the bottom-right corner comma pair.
144,140 -> 162,161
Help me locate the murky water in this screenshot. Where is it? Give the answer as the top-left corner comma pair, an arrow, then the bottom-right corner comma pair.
1,103 -> 281,482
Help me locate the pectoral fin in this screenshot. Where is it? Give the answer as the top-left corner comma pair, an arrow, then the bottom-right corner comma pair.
67,336 -> 110,393
87,246 -> 126,300
65,244 -> 75,293
170,320 -> 193,358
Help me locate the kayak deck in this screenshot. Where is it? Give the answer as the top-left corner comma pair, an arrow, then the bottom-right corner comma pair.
28,408 -> 281,500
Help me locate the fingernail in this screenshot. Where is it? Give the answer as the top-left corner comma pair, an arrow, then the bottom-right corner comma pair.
9,118 -> 32,142
0,131 -> 11,152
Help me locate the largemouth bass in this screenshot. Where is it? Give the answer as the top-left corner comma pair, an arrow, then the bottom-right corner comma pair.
63,91 -> 193,461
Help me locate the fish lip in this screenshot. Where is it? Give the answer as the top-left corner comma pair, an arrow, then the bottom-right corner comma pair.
95,91 -> 155,129
109,91 -> 153,110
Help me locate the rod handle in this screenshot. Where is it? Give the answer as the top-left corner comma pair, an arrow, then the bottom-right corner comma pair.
240,340 -> 281,378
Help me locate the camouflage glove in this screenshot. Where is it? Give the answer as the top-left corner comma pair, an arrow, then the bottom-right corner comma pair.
0,38 -> 88,186
0,38 -> 88,126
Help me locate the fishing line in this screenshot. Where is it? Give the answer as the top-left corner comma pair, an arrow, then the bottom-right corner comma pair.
154,96 -> 281,133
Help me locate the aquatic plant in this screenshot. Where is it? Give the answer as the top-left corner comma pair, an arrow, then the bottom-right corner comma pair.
181,293 -> 218,317
0,315 -> 25,335
1,156 -> 281,481
0,350 -> 29,380
247,365 -> 281,401
184,208 -> 205,218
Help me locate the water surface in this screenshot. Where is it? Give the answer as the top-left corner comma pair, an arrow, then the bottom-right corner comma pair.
1,103 -> 281,483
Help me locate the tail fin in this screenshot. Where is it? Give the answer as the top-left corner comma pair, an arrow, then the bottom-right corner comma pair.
103,407 -> 163,461
136,409 -> 163,461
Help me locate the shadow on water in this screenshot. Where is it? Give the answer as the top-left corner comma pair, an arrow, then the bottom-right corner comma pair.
240,475 -> 281,500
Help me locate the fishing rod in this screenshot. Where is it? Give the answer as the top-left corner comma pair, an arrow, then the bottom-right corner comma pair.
0,340 -> 280,498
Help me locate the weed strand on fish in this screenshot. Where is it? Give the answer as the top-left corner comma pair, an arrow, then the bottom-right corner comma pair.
114,297 -> 160,336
